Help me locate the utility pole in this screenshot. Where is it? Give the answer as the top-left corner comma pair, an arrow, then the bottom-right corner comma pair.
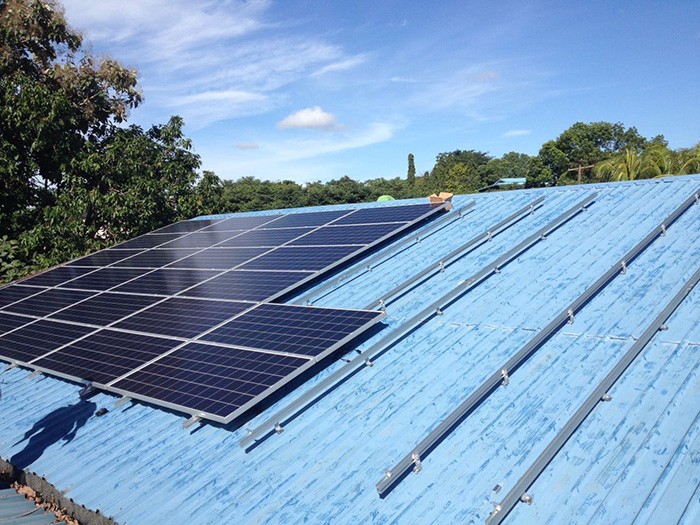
567,161 -> 595,184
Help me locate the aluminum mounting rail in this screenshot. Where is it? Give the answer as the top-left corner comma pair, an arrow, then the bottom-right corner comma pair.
486,264 -> 700,524
365,196 -> 545,310
375,185 -> 699,497
296,201 -> 475,305
239,192 -> 597,450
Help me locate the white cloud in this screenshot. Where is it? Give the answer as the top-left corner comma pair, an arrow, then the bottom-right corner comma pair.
503,129 -> 531,137
278,106 -> 340,130
311,55 -> 368,76
235,143 -> 260,150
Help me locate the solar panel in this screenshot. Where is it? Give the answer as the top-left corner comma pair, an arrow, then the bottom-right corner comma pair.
158,231 -> 244,249
167,247 -> 269,270
0,312 -> 33,335
32,330 -> 182,385
199,215 -> 284,232
200,303 -> 382,357
0,320 -> 94,364
68,249 -> 141,267
112,249 -> 199,268
4,288 -> 95,317
59,267 -> 151,291
113,233 -> 182,249
113,297 -> 251,339
239,246 -> 359,271
333,203 -> 436,225
50,293 -> 162,326
0,285 -> 47,308
18,266 -> 95,287
262,210 -> 349,228
152,219 -> 218,234
112,269 -> 221,295
182,270 -> 312,302
110,343 -> 309,418
217,227 -> 313,248
289,223 -> 401,246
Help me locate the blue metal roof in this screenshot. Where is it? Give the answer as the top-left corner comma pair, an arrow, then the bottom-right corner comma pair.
0,175 -> 699,524
0,481 -> 58,524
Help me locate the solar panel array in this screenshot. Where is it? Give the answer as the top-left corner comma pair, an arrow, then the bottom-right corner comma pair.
0,203 -> 443,422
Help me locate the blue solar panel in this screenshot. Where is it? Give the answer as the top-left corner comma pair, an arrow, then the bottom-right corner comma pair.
289,223 -> 401,246
333,203 -> 437,225
262,210 -> 350,228
0,285 -> 47,308
199,215 -> 283,232
111,343 -> 310,418
0,320 -> 94,364
59,267 -> 150,291
152,220 -> 218,234
182,270 -> 312,302
18,266 -> 95,287
113,233 -> 182,249
113,249 -> 199,268
50,293 -> 162,326
113,297 -> 251,339
159,232 -> 243,249
217,227 -> 312,248
4,288 -> 95,317
113,269 -> 221,295
0,312 -> 33,335
201,303 -> 383,357
167,247 -> 269,270
32,329 -> 182,385
239,246 -> 359,271
68,249 -> 141,267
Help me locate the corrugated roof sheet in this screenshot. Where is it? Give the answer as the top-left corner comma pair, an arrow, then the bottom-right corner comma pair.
0,175 -> 699,524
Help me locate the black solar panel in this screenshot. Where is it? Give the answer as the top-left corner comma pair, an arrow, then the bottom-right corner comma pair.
159,231 -> 243,249
113,297 -> 251,339
167,247 -> 269,270
289,223 -> 401,246
59,267 -> 150,291
50,293 -> 162,326
199,215 -> 283,232
0,285 -> 47,308
113,269 -> 221,295
0,320 -> 94,363
4,288 -> 95,317
113,249 -> 199,268
19,266 -> 95,287
262,210 -> 349,228
239,246 -> 359,271
333,203 -> 436,225
68,249 -> 141,267
152,219 -> 218,234
111,343 -> 309,418
113,233 -> 182,249
32,330 -> 182,385
0,312 -> 33,335
182,270 -> 312,302
201,303 -> 382,357
217,227 -> 312,248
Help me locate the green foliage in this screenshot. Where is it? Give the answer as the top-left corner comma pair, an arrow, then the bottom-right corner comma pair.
407,153 -> 416,185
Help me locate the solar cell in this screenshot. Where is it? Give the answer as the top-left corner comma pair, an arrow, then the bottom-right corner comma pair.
0,312 -> 33,336
182,270 -> 312,302
152,219 -> 218,234
239,245 -> 359,271
217,227 -> 313,248
0,320 -> 94,364
113,269 -> 221,295
289,223 -> 400,246
112,233 -> 182,249
68,249 -> 141,267
50,292 -> 162,326
198,215 -> 283,232
113,297 -> 251,339
59,268 -> 151,291
113,249 -> 198,268
110,343 -> 309,418
158,231 -> 244,249
18,266 -> 95,287
4,288 -> 95,317
0,285 -> 47,308
167,247 -> 269,270
201,303 -> 383,357
262,210 -> 349,228
32,330 -> 182,385
333,203 -> 436,225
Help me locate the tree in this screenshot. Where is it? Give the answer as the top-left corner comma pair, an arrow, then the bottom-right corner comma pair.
407,153 -> 416,185
594,148 -> 648,182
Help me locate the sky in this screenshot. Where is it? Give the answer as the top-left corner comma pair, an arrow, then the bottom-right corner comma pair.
60,0 -> 700,183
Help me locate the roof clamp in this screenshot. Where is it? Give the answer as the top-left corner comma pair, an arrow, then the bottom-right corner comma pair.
695,193 -> 699,205
114,396 -> 132,408
367,264 -> 374,272
520,493 -> 534,505
411,453 -> 422,474
487,231 -> 493,242
620,260 -> 627,275
436,308 -> 444,316
439,261 -> 446,273
415,235 -> 421,244
540,233 -> 547,240
182,415 -> 202,429
659,324 -> 669,331
364,358 -> 374,367
27,370 -> 42,379
567,309 -> 575,324
378,299 -> 386,311
529,204 -> 535,215
661,223 -> 667,237
274,423 -> 284,434
494,267 -> 501,274
501,369 -> 510,387
601,393 -> 612,402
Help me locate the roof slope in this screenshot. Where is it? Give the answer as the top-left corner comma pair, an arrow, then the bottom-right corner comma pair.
1,176 -> 699,524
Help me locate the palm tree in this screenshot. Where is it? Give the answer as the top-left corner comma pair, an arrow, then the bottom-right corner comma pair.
594,148 -> 648,181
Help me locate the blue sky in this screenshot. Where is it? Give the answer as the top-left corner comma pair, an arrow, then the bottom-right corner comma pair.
61,0 -> 700,183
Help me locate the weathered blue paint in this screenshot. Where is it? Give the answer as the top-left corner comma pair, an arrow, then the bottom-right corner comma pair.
0,176 -> 698,524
